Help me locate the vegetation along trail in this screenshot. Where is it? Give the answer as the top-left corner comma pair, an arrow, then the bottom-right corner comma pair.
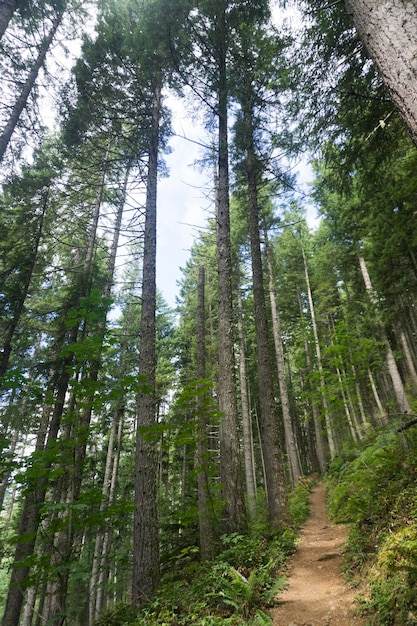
272,483 -> 365,626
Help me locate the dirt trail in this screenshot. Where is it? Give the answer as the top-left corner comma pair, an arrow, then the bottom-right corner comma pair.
271,482 -> 366,626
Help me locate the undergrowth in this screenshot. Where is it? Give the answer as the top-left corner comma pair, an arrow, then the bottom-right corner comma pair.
326,425 -> 417,626
94,477 -> 314,625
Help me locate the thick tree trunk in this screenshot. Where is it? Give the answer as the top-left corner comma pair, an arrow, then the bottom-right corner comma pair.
215,8 -> 246,535
0,8 -> 64,161
132,81 -> 161,606
344,0 -> 417,146
242,105 -> 288,529
0,0 -> 18,41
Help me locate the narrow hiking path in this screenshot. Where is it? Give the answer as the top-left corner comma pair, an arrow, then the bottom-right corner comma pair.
271,482 -> 367,626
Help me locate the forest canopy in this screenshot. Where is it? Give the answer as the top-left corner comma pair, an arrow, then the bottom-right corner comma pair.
0,0 -> 417,624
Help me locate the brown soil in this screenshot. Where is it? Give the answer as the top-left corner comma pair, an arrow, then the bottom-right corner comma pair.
271,482 -> 367,626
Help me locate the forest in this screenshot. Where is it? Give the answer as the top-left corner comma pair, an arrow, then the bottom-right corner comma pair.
0,0 -> 417,624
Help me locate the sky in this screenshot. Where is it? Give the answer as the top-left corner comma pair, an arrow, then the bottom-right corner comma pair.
156,99 -> 213,309
154,3 -> 319,310
155,96 -> 318,310
36,1 -> 318,312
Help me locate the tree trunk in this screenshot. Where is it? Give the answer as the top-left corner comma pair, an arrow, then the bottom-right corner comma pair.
302,244 -> 336,459
236,274 -> 257,513
0,7 -> 64,160
95,405 -> 124,618
344,0 -> 417,146
265,235 -> 302,487
44,151 -> 122,625
296,286 -> 327,473
368,366 -> 386,420
398,327 -> 417,387
1,346 -> 76,626
0,0 -> 18,41
195,266 -> 216,559
0,189 -> 48,378
359,256 -> 411,414
132,81 -> 161,606
2,152 -> 113,626
215,7 -> 246,535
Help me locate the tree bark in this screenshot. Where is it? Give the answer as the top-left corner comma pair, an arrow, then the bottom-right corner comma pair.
302,244 -> 336,459
0,189 -> 48,378
265,235 -> 302,487
0,0 -> 18,41
344,0 -> 417,146
215,7 -> 246,535
196,266 -> 216,559
242,108 -> 288,529
359,256 -> 411,414
296,286 -> 327,473
0,7 -> 64,160
236,277 -> 257,513
132,80 -> 161,606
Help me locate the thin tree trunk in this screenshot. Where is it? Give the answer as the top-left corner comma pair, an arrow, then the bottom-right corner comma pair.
21,584 -> 37,626
1,344 -> 76,626
398,327 -> 417,387
236,275 -> 257,513
302,244 -> 337,459
344,0 -> 417,146
368,367 -> 385,420
0,189 -> 48,378
352,364 -> 367,430
132,81 -> 161,606
89,401 -> 124,623
44,152 -> 121,625
196,266 -> 216,559
296,286 -> 327,473
0,8 -> 65,160
335,363 -> 359,442
2,154 -> 111,626
0,427 -> 18,512
265,234 -> 302,486
359,256 -> 411,414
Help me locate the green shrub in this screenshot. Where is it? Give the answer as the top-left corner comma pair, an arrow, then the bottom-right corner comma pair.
94,478 -> 313,625
326,427 -> 417,625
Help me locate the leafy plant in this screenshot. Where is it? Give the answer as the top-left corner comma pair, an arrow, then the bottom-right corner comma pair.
326,427 -> 417,624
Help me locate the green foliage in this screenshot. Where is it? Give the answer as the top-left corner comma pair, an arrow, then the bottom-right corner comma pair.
288,478 -> 314,528
94,602 -> 138,626
326,427 -> 417,624
93,480 -> 312,625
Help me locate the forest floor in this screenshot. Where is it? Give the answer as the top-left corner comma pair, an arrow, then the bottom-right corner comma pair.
271,482 -> 367,626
